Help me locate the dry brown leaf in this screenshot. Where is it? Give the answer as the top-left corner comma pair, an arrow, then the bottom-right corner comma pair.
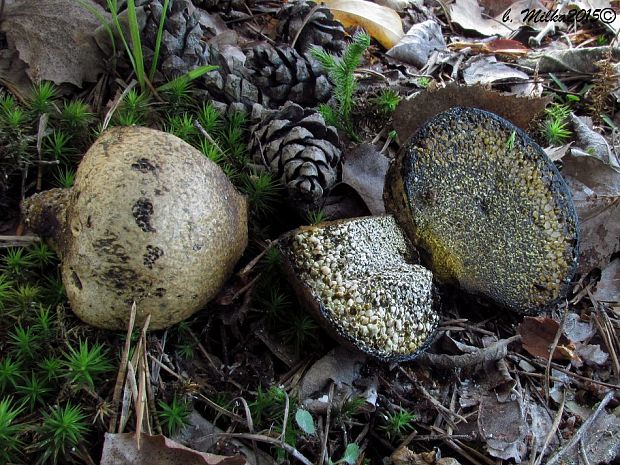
100,433 -> 246,465
478,392 -> 527,462
593,258 -> 619,303
392,84 -> 551,145
449,38 -> 529,56
462,55 -> 529,85
450,0 -> 548,36
0,0 -> 109,88
341,143 -> 389,215
319,0 -> 404,49
518,316 -> 576,361
563,152 -> 620,273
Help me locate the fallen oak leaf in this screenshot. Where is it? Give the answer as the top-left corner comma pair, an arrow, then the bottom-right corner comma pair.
518,316 -> 578,361
100,433 -> 246,465
0,0 -> 110,87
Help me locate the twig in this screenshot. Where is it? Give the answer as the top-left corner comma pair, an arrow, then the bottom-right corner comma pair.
198,393 -> 247,425
533,388 -> 565,465
281,390 -> 290,443
102,80 -> 137,131
213,432 -> 313,465
579,440 -> 592,465
109,302 -> 137,433
545,390 -> 616,465
0,235 -> 41,248
188,329 -> 220,373
237,239 -> 279,278
36,113 -> 49,191
290,3 -> 321,50
193,120 -> 226,158
416,335 -> 521,368
320,382 -> 335,465
545,304 -> 569,401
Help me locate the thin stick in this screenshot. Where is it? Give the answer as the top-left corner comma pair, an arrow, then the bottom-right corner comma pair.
320,382 -> 335,465
194,120 -> 225,158
188,329 -> 220,372
212,432 -> 313,465
281,391 -> 290,443
134,314 -> 151,449
109,302 -> 137,433
290,3 -> 321,50
546,391 -> 616,465
102,79 -> 137,131
533,388 -> 565,465
545,304 -> 569,401
36,113 -> 49,191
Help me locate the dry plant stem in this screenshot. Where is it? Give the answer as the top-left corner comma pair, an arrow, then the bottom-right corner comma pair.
579,441 -> 592,465
533,388 -> 565,465
135,315 -> 152,449
236,397 -> 254,432
193,120 -> 225,158
143,340 -> 159,434
238,239 -> 279,278
593,301 -> 620,377
0,235 -> 41,247
102,79 -> 137,131
290,3 -> 321,50
188,329 -> 221,373
429,426 -> 490,465
511,353 -> 620,389
320,382 -> 335,465
417,335 -> 520,369
198,394 -> 246,425
147,354 -> 182,381
36,113 -> 49,191
400,367 -> 467,426
110,302 -> 137,433
215,433 -> 313,465
546,390 -> 616,465
545,304 -> 569,402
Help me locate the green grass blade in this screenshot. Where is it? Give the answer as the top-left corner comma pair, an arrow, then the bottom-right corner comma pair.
126,0 -> 145,90
148,0 -> 170,81
156,65 -> 219,92
107,0 -> 138,76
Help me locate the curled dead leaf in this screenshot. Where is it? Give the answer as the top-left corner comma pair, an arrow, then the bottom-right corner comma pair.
518,316 -> 577,361
319,0 -> 404,49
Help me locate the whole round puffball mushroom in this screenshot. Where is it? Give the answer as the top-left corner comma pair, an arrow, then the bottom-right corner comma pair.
22,126 -> 248,330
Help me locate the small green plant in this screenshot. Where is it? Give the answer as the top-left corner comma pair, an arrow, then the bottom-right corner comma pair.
160,77 -> 193,109
44,130 -> 74,161
260,287 -> 291,322
9,324 -> 41,360
27,242 -> 56,267
543,103 -> 572,146
0,397 -> 24,464
4,106 -> 27,130
38,357 -> 63,382
197,101 -> 223,135
158,396 -> 190,436
380,407 -> 416,440
280,312 -> 319,354
32,403 -> 90,465
416,76 -> 431,88
53,166 -> 77,188
222,110 -> 248,164
165,113 -> 198,144
240,171 -> 282,217
2,247 -> 33,276
9,283 -> 41,310
33,305 -> 55,339
248,385 -> 287,425
0,357 -> 23,392
116,89 -> 151,125
305,210 -> 328,225
63,340 -> 112,390
0,274 -> 12,311
17,372 -> 52,411
40,272 -> 66,306
311,31 -> 371,141
60,100 -> 93,129
28,82 -> 57,114
505,130 -> 516,151
374,89 -> 401,114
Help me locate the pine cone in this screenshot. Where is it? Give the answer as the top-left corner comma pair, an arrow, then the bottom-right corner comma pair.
249,103 -> 341,204
244,43 -> 332,107
276,1 -> 346,55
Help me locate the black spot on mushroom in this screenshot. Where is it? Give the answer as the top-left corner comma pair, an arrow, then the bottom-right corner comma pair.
71,270 -> 83,290
94,231 -> 130,263
132,198 -> 156,232
143,245 -> 164,269
154,287 -> 166,297
131,158 -> 158,173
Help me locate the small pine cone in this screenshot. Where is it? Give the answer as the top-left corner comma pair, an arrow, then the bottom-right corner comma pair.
249,103 -> 341,204
276,1 -> 347,55
244,43 -> 332,107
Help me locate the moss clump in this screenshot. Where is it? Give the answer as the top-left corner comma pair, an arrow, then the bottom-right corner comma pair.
281,216 -> 438,361
385,107 -> 579,312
